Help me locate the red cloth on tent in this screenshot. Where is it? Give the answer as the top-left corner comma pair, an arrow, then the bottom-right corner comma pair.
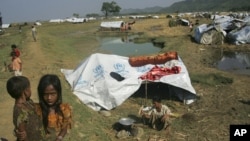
139,65 -> 181,81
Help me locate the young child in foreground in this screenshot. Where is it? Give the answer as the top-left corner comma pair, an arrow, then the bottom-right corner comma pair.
37,74 -> 72,141
6,76 -> 45,141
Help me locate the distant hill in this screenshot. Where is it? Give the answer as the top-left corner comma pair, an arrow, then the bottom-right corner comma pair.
161,0 -> 250,13
121,6 -> 164,15
120,0 -> 250,14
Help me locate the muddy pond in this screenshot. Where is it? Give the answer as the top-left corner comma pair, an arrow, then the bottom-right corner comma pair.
97,35 -> 161,57
97,35 -> 250,76
216,51 -> 250,75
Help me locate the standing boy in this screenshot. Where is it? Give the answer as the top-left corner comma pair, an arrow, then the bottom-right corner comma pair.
6,76 -> 46,141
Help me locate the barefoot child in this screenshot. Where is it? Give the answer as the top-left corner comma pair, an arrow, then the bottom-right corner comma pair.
37,74 -> 72,141
6,76 -> 45,141
10,52 -> 22,76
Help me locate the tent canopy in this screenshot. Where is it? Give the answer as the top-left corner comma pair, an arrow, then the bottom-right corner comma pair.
227,25 -> 250,45
61,53 -> 197,111
100,21 -> 124,29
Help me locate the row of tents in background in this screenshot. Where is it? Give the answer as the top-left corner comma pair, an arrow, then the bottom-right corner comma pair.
99,13 -> 250,46
194,15 -> 250,45
49,17 -> 95,23
170,13 -> 250,46
166,12 -> 250,45
35,14 -> 250,46
1,12 -> 250,45
49,15 -> 160,23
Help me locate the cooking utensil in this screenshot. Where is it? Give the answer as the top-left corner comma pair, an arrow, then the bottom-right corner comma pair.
118,117 -> 135,126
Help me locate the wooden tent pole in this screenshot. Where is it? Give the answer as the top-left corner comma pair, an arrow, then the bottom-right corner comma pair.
145,80 -> 148,106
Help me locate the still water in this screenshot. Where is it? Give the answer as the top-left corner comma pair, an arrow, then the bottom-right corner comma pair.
216,51 -> 250,75
97,36 -> 250,75
97,36 -> 161,57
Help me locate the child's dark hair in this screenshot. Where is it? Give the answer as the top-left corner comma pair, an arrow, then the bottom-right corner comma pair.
37,74 -> 62,132
152,96 -> 161,103
6,76 -> 30,99
11,44 -> 17,49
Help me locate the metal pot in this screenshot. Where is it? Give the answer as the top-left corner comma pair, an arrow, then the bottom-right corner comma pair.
118,117 -> 135,126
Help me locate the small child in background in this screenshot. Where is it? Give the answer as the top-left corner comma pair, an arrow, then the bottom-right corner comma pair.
10,44 -> 21,60
6,76 -> 46,141
31,25 -> 37,42
189,21 -> 194,32
10,51 -> 22,76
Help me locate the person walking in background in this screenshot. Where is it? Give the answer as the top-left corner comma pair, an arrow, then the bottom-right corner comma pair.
37,74 -> 72,141
31,25 -> 37,42
10,51 -> 22,76
19,25 -> 22,33
6,76 -> 46,141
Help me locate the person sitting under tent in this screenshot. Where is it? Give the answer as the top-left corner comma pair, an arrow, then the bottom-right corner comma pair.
139,96 -> 172,131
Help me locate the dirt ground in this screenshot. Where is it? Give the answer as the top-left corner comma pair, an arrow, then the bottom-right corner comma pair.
0,31 -> 45,140
1,18 -> 250,141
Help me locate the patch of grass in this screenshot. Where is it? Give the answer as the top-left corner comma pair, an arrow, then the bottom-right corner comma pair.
190,73 -> 233,86
133,37 -> 151,44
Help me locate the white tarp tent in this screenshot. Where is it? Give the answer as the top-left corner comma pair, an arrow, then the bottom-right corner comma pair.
100,21 -> 124,29
49,19 -> 65,23
1,24 -> 10,28
61,53 -> 197,111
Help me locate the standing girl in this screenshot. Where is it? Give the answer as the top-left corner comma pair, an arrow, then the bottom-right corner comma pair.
37,74 -> 72,141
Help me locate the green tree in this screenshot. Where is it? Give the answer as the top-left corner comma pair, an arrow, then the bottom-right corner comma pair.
73,13 -> 79,18
101,1 -> 121,18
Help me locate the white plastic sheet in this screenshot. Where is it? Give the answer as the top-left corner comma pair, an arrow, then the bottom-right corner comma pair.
61,53 -> 196,111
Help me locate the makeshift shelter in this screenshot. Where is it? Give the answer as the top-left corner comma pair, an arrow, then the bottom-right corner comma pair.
49,19 -> 65,23
66,17 -> 87,23
227,25 -> 250,45
194,24 -> 226,45
180,19 -> 190,26
61,53 -> 197,111
169,18 -> 190,27
1,24 -> 10,29
166,14 -> 174,18
100,21 -> 124,31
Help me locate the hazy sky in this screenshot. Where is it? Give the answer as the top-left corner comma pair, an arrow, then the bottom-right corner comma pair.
0,0 -> 183,23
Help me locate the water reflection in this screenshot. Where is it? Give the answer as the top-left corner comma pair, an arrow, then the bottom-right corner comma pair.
217,51 -> 250,75
97,35 -> 161,57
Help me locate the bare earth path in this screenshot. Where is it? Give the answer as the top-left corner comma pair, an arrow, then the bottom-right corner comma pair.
21,32 -> 47,101
0,31 -> 48,140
